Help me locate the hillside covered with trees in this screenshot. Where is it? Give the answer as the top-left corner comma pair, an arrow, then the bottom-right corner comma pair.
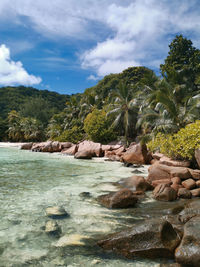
0,86 -> 69,141
1,35 -> 200,162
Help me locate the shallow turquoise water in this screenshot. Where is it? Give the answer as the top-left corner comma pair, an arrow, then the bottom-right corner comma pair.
0,147 -> 170,266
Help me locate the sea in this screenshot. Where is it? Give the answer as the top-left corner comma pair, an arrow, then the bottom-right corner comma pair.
0,147 -> 174,266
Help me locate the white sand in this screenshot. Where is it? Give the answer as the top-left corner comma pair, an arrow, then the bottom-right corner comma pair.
0,142 -> 26,148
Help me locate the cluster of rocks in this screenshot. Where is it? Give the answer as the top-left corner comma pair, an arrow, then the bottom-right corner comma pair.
147,154 -> 200,201
97,176 -> 200,266
21,140 -> 200,265
20,140 -> 151,165
96,153 -> 200,265
98,199 -> 200,266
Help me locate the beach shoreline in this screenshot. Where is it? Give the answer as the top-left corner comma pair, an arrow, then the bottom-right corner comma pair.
0,142 -> 26,148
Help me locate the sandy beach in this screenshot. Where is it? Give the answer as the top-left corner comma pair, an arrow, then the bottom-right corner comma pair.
0,142 -> 26,148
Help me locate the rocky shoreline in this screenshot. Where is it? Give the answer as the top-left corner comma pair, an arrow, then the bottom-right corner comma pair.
18,140 -> 200,265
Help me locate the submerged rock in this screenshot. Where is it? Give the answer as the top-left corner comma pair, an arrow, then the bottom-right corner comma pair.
54,234 -> 89,247
98,188 -> 138,209
45,206 -> 69,219
175,215 -> 200,266
178,199 -> 200,223
45,220 -> 61,236
98,219 -> 180,259
119,175 -> 153,192
79,192 -> 92,198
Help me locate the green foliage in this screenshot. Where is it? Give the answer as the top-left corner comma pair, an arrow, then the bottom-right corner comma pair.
160,34 -> 200,90
7,110 -> 44,142
107,81 -> 138,142
84,109 -> 116,143
0,86 -> 69,140
0,117 -> 7,141
47,112 -> 66,139
147,121 -> 200,160
55,126 -> 84,143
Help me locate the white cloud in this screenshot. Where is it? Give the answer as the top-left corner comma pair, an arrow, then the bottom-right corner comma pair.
0,44 -> 41,86
0,0 -> 200,77
87,75 -> 99,81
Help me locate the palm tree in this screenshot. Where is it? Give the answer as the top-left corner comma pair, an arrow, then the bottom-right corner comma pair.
107,82 -> 138,144
7,110 -> 23,141
137,77 -> 200,137
20,117 -> 43,141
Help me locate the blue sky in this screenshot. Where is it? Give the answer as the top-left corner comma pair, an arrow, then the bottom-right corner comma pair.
0,0 -> 200,95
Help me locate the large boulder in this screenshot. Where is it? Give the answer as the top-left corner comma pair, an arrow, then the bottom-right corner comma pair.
77,140 -> 102,157
178,199 -> 200,223
32,141 -> 62,153
74,151 -> 92,159
122,143 -> 149,165
159,156 -> 190,168
98,188 -> 138,209
20,143 -> 33,150
61,144 -> 78,155
147,163 -> 191,183
98,219 -> 180,259
119,175 -> 153,192
153,184 -> 177,201
175,216 -> 200,266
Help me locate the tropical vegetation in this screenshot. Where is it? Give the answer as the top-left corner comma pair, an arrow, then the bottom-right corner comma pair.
1,34 -> 200,161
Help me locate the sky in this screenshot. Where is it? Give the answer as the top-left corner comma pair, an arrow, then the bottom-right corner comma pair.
0,0 -> 200,95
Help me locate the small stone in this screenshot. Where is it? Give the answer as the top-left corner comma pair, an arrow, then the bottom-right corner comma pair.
177,188 -> 192,199
196,180 -> 200,187
45,220 -> 61,236
91,259 -> 101,265
46,206 -> 69,219
54,234 -> 89,247
190,188 -> 200,197
182,179 -> 196,190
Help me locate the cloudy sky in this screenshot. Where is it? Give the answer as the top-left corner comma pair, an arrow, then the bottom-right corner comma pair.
0,0 -> 200,94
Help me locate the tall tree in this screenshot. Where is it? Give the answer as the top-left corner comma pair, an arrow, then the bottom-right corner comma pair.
107,82 -> 138,143
160,35 -> 200,92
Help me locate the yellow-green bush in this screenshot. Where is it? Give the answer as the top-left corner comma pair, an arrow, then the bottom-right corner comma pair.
84,109 -> 116,143
55,126 -> 84,143
147,121 -> 200,160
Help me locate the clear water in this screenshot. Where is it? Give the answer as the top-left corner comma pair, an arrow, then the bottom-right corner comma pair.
0,148 -> 173,267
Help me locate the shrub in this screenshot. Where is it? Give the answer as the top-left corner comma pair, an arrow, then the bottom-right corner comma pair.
55,126 -> 84,143
84,109 -> 116,143
147,121 -> 200,160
